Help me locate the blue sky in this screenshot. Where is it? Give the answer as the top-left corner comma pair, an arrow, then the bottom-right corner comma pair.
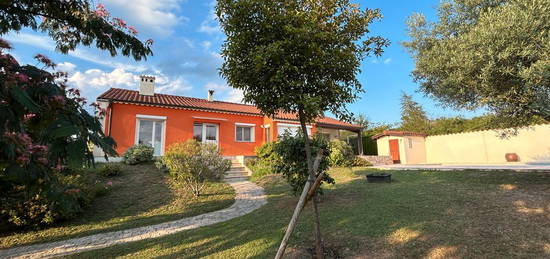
4,0 -> 480,125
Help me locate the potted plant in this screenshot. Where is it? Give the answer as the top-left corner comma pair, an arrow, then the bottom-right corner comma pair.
366,173 -> 391,183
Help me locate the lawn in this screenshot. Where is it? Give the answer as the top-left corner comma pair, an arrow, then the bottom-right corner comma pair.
0,163 -> 235,249
63,167 -> 549,258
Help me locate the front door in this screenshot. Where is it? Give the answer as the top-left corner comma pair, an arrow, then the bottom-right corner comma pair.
389,139 -> 400,164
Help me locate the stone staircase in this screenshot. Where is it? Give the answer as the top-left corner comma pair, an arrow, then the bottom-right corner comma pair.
225,159 -> 248,181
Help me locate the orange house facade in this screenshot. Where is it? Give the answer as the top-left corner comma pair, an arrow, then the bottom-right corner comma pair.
96,77 -> 363,157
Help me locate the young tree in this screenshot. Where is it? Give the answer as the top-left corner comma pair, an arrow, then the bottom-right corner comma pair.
403,0 -> 550,129
399,93 -> 430,132
216,0 -> 388,257
353,113 -> 370,128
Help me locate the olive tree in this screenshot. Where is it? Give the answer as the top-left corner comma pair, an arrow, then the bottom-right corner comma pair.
216,0 -> 387,257
403,0 -> 550,129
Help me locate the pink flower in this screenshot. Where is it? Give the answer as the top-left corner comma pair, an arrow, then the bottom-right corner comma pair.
16,155 -> 30,165
51,95 -> 65,105
15,73 -> 29,83
24,113 -> 36,120
145,39 -> 154,46
112,18 -> 127,28
106,181 -> 113,186
54,164 -> 66,172
37,157 -> 48,165
94,3 -> 109,18
34,54 -> 55,68
128,26 -> 138,35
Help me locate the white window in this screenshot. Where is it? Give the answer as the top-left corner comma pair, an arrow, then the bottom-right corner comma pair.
235,123 -> 255,142
277,123 -> 312,137
135,115 -> 166,156
194,123 -> 219,145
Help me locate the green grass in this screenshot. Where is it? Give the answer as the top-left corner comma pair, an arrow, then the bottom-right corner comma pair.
62,167 -> 550,259
0,163 -> 235,249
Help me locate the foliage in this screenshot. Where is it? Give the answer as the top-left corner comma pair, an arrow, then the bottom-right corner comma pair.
399,93 -> 430,132
353,113 -> 370,128
122,145 -> 154,165
0,0 -> 153,228
0,41 -> 118,229
217,0 -> 388,123
162,140 -> 231,197
154,159 -> 169,173
403,0 -> 550,128
352,157 -> 373,167
98,163 -> 122,177
271,133 -> 334,195
328,139 -> 355,167
1,167 -> 110,230
244,157 -> 273,181
0,0 -> 153,60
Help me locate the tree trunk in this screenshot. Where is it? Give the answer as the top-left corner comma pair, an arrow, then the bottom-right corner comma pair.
312,193 -> 323,258
274,108 -> 324,259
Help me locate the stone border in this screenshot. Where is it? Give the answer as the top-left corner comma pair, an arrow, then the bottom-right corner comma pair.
0,177 -> 266,259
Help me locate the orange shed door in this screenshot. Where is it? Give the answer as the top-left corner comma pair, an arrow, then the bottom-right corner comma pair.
389,139 -> 400,164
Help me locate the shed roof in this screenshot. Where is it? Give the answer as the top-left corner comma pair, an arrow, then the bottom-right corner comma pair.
371,130 -> 427,140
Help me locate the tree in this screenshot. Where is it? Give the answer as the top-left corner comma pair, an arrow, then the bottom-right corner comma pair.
0,0 -> 152,60
0,1 -> 153,228
403,0 -> 550,129
399,93 -> 430,132
216,0 -> 388,257
353,113 -> 370,128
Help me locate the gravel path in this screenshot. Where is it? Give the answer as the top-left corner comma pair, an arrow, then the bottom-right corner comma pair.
0,169 -> 265,259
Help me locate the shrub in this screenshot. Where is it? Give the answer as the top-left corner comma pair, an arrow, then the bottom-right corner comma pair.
162,140 -> 231,196
122,144 -> 154,165
328,139 -> 355,167
245,157 -> 273,180
352,157 -> 373,167
98,163 -> 122,177
272,133 -> 334,195
154,159 -> 169,173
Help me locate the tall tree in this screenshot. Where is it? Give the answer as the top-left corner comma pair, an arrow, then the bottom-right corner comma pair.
216,0 -> 388,257
399,93 -> 430,132
403,0 -> 550,128
353,113 -> 370,128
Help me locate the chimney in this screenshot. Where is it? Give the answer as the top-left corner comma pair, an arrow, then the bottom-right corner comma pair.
207,90 -> 215,101
139,75 -> 155,96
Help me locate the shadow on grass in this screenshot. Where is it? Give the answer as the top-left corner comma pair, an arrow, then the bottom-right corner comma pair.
64,168 -> 549,258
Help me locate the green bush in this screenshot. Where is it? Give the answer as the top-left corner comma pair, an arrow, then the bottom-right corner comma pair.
272,133 -> 334,195
245,157 -> 273,180
122,144 -> 154,165
98,163 -> 122,177
352,157 -> 373,167
162,140 -> 231,196
328,139 -> 355,167
1,167 -> 112,229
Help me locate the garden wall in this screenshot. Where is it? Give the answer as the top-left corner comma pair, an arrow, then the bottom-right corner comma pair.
425,124 -> 550,164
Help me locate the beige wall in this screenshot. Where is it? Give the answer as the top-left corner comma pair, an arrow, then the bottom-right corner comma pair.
377,136 -> 427,164
425,124 -> 550,164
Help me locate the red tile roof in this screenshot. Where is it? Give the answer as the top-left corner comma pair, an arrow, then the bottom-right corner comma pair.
97,88 -> 362,130
371,130 -> 427,140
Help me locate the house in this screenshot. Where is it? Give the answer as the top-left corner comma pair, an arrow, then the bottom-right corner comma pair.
96,76 -> 363,157
373,126 -> 550,165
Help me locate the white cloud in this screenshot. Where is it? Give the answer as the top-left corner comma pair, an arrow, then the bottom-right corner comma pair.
198,1 -> 221,34
383,58 -> 392,64
201,41 -> 212,50
103,0 -> 187,36
56,62 -> 77,72
5,32 -> 148,72
371,58 -> 392,65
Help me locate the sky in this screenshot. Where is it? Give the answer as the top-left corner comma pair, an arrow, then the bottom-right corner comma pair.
4,0 -> 480,125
